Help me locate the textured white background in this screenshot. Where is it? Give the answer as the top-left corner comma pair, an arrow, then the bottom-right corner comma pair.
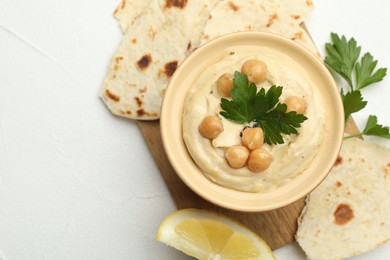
0,0 -> 389,259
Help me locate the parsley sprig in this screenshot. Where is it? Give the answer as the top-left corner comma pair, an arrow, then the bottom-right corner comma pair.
325,33 -> 387,91
325,33 -> 389,139
220,71 -> 307,145
344,115 -> 390,140
325,34 -> 360,88
340,89 -> 367,122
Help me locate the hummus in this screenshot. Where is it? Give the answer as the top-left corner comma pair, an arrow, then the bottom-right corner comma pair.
182,47 -> 325,192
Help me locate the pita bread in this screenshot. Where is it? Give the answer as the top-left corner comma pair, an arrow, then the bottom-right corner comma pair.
200,0 -> 318,55
269,0 -> 314,24
113,0 -> 153,32
100,0 -> 219,120
114,0 -> 314,33
296,138 -> 390,259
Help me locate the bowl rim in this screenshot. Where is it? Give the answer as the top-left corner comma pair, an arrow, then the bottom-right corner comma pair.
160,31 -> 344,212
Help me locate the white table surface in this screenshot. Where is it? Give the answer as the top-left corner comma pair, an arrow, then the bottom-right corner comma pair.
0,0 -> 389,259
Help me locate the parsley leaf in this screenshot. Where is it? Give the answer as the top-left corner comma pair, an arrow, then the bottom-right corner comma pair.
344,115 -> 390,139
257,103 -> 307,145
325,33 -> 386,92
355,52 -> 387,90
220,72 -> 307,145
341,89 -> 367,121
325,33 -> 361,90
325,33 -> 389,139
362,115 -> 390,138
220,71 -> 257,124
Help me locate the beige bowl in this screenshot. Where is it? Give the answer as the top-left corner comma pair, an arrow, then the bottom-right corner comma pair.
160,32 -> 344,212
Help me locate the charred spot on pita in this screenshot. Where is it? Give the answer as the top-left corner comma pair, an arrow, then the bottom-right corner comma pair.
164,61 -> 178,77
266,13 -> 278,27
334,155 -> 343,166
105,89 -> 120,102
114,56 -> 124,71
120,110 -> 132,115
334,204 -> 354,225
134,97 -> 143,107
137,109 -> 158,118
165,0 -> 188,9
227,1 -> 240,11
295,31 -> 303,40
137,54 -> 152,70
139,86 -> 147,93
137,109 -> 146,117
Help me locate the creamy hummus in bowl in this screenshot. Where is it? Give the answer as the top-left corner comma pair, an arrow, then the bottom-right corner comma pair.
160,32 -> 344,211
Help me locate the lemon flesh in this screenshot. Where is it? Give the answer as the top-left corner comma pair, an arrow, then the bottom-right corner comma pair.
157,209 -> 275,260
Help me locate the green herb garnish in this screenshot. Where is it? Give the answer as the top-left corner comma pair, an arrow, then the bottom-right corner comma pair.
344,115 -> 390,140
325,33 -> 388,139
219,71 -> 307,145
325,33 -> 387,92
325,33 -> 361,89
340,89 -> 367,121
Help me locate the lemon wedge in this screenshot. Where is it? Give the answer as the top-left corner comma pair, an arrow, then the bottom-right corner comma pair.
156,208 -> 275,260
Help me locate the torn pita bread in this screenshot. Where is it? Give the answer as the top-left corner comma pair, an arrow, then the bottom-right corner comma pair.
113,0 -> 153,32
101,0 -> 219,120
200,0 -> 318,55
296,138 -> 390,260
114,0 -> 314,34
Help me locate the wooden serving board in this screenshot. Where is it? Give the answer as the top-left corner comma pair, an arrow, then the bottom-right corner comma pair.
137,25 -> 360,250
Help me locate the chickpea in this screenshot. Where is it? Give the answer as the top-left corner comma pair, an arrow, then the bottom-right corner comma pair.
217,73 -> 234,97
241,59 -> 267,84
247,148 -> 273,172
241,127 -> 264,150
284,96 -> 307,114
225,146 -> 249,169
198,115 -> 224,139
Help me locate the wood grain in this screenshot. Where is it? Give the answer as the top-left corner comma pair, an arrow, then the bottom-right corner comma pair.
136,26 -> 359,250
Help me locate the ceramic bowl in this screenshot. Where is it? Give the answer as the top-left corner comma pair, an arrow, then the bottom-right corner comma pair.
160,32 -> 344,212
